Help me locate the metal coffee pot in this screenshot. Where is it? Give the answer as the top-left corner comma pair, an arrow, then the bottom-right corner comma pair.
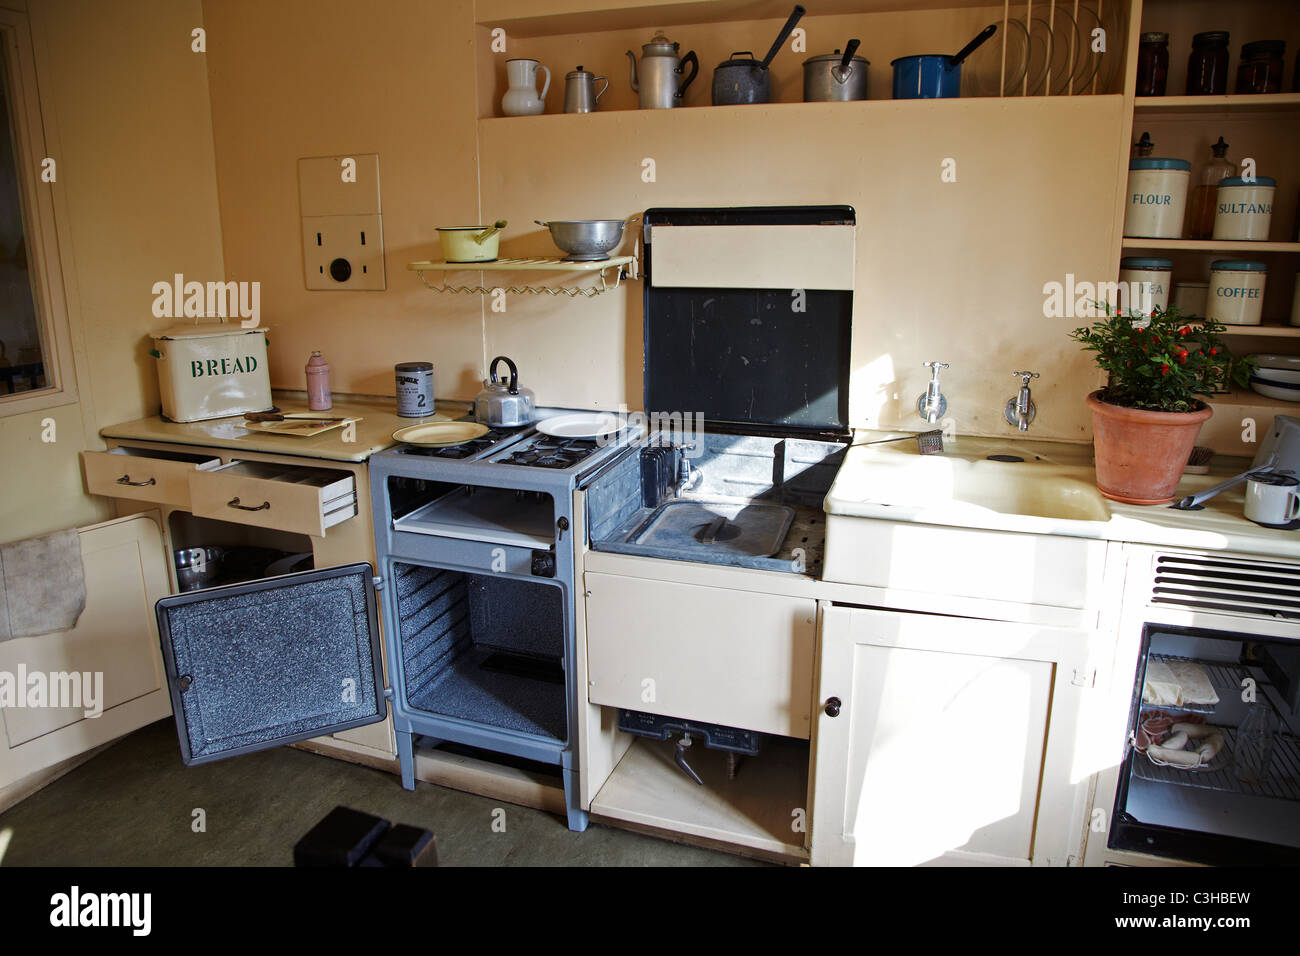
626,31 -> 698,109
564,65 -> 609,113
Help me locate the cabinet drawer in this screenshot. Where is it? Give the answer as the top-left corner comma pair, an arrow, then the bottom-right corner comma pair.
585,573 -> 816,738
83,447 -> 222,508
189,461 -> 356,537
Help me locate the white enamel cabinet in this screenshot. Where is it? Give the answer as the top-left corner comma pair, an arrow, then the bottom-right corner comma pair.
810,604 -> 1097,867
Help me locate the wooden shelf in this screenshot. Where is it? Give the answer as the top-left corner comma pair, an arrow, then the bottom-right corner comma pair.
590,735 -> 810,863
1121,239 -> 1300,254
476,0 -> 1000,38
1206,386 -> 1300,410
1134,93 -> 1300,115
1218,323 -> 1300,340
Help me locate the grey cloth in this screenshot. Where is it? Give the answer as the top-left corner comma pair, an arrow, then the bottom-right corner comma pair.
0,529 -> 87,640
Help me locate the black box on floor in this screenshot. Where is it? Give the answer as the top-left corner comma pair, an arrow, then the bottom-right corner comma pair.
294,806 -> 391,867
367,824 -> 439,868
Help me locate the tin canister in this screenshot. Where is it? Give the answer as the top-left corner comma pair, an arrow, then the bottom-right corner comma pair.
1124,157 -> 1191,238
1213,175 -> 1276,240
1119,257 -> 1173,315
1171,280 -> 1209,318
395,362 -> 435,417
1207,260 -> 1267,325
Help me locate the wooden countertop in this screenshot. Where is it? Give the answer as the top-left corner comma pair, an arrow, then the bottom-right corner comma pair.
100,394 -> 466,462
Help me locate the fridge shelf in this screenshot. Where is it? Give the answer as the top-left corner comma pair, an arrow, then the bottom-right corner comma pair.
407,256 -> 636,298
1133,728 -> 1300,803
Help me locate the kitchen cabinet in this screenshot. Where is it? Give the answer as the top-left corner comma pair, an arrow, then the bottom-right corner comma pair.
585,571 -> 817,739
810,603 -> 1096,867
0,514 -> 172,791
79,437 -> 395,762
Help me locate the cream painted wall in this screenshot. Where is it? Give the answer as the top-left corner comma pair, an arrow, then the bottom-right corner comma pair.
0,0 -> 225,541
201,0 -> 486,401
204,1 -> 1129,441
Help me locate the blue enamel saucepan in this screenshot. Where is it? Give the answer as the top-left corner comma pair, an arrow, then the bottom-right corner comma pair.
891,24 -> 998,99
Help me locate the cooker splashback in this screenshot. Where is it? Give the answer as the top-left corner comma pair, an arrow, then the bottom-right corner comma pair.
642,205 -> 855,440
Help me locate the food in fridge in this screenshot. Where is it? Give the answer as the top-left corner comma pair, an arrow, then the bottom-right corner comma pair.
1142,659 -> 1220,708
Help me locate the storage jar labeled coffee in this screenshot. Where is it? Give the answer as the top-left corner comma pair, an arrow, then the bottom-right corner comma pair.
1124,153 -> 1191,239
1207,260 -> 1267,326
1213,175 -> 1275,241
395,361 -> 435,417
1119,257 -> 1173,314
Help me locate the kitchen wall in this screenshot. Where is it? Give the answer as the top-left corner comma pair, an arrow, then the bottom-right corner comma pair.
204,0 -> 1129,442
0,0 -> 225,540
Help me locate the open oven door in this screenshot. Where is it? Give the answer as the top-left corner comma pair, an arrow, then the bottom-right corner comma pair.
155,563 -> 385,765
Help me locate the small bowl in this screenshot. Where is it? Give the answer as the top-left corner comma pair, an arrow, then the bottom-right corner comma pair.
536,219 -> 626,261
1248,354 -> 1300,385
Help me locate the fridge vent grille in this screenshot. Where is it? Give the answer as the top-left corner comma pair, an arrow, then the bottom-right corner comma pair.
1151,553 -> 1300,621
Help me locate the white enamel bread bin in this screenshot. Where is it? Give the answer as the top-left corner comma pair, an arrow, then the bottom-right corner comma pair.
150,320 -> 272,422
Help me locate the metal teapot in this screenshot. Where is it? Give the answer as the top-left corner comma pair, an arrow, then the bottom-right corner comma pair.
474,355 -> 535,427
626,31 -> 698,109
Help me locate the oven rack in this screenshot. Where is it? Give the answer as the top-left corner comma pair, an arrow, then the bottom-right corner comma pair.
1142,656 -> 1251,715
1132,728 -> 1300,803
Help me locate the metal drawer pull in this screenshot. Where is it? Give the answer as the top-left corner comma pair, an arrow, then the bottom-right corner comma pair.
117,474 -> 156,486
227,497 -> 271,512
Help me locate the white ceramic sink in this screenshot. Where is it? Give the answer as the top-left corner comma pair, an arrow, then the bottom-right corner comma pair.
826,434 -> 1111,528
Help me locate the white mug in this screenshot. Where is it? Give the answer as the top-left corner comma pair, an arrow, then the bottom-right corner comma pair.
1244,472 -> 1300,526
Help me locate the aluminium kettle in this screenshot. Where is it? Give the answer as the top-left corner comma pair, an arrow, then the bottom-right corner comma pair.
474,355 -> 535,427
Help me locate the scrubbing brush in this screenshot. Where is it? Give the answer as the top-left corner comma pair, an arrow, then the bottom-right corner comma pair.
854,429 -> 945,455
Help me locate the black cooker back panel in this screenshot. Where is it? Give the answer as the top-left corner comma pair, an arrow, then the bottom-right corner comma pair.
642,205 -> 854,440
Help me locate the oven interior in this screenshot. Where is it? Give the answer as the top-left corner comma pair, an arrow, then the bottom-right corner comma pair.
392,561 -> 567,742
1111,625 -> 1300,864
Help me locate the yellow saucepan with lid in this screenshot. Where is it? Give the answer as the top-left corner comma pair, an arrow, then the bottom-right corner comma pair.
437,219 -> 507,262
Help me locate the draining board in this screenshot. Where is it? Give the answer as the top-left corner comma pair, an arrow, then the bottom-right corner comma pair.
630,499 -> 795,559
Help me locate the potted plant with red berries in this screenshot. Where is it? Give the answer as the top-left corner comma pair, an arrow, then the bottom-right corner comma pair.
1070,304 -> 1253,504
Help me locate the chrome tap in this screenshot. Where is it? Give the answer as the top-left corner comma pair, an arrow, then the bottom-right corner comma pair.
1005,371 -> 1040,432
916,361 -> 949,424
674,442 -> 700,494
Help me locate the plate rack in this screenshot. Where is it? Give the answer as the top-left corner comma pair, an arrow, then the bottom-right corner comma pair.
406,256 -> 637,298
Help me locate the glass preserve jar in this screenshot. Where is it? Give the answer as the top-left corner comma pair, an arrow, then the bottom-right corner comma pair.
1136,32 -> 1169,95
1236,40 -> 1285,94
1187,136 -> 1235,240
1186,31 -> 1230,94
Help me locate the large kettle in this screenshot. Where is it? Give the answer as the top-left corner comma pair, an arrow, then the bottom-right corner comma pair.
475,355 -> 535,427
626,31 -> 698,109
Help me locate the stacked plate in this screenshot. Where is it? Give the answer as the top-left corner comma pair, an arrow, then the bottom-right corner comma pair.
1248,354 -> 1300,403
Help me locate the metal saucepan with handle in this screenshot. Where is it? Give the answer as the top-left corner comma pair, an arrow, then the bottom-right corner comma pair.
437,219 -> 507,262
803,39 -> 868,101
891,24 -> 997,99
712,4 -> 806,105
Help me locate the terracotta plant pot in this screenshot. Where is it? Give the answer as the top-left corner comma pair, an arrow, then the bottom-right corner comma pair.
1086,390 -> 1213,505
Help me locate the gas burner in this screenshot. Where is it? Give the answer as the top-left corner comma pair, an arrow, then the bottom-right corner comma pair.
496,435 -> 604,469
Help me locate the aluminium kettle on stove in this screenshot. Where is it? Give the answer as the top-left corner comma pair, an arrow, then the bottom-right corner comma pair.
474,355 -> 535,427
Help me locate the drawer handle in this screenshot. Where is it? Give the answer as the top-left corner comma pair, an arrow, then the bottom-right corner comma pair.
824,697 -> 842,718
117,474 -> 156,487
228,497 -> 271,512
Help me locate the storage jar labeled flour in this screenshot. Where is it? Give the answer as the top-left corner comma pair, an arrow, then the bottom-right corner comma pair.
150,320 -> 272,422
1119,257 -> 1172,314
1207,260 -> 1267,326
1213,175 -> 1275,241
1124,157 -> 1191,239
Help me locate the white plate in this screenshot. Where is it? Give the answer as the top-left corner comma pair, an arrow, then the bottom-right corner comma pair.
1249,378 -> 1300,403
536,412 -> 627,439
392,421 -> 490,446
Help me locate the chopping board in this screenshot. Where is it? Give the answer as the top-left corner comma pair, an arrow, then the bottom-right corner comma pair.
240,415 -> 365,438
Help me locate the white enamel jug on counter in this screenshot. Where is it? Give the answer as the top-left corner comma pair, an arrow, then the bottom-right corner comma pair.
502,58 -> 550,116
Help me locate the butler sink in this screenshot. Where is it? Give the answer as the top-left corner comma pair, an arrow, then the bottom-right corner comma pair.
825,434 -> 1111,527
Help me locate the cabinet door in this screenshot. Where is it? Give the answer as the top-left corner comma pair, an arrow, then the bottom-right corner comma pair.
586,573 -> 816,738
0,514 -> 172,788
155,563 -> 385,765
811,604 -> 1085,867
